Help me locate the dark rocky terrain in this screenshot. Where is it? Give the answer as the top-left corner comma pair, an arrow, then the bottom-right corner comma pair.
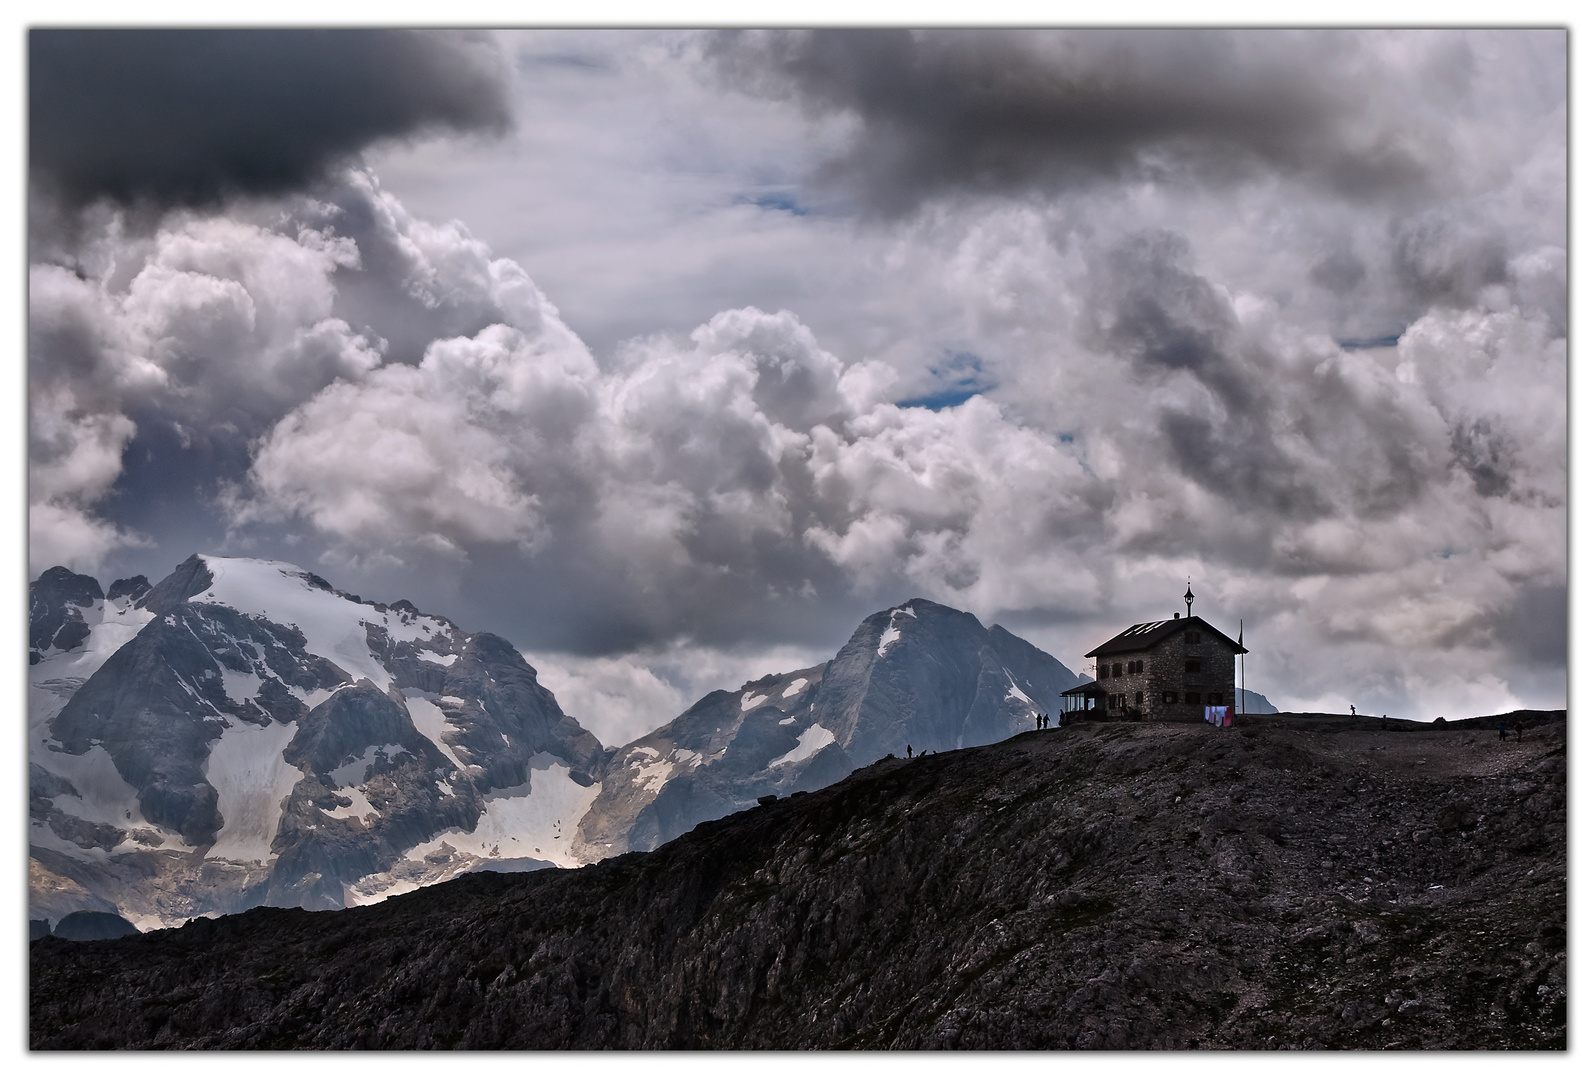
30,710 -> 1565,1050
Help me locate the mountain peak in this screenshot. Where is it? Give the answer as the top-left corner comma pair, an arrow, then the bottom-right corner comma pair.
31,555 -> 606,928
573,598 -> 1085,859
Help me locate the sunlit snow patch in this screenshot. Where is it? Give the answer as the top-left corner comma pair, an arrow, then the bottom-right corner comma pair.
198,556 -> 392,689
770,724 -> 836,768
328,744 -> 405,787
628,745 -> 675,794
323,784 -> 377,822
1005,676 -> 1036,707
404,691 -> 470,772
205,719 -> 303,862
220,668 -> 263,705
741,691 -> 768,711
405,752 -> 600,867
416,650 -> 457,667
781,677 -> 808,698
876,624 -> 901,656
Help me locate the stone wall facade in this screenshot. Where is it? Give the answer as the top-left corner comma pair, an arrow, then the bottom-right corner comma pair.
1091,623 -> 1237,722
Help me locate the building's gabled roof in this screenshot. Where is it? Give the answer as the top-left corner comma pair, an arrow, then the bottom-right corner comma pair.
1085,616 -> 1246,658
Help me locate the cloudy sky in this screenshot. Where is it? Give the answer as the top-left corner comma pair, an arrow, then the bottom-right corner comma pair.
25,27 -> 1567,746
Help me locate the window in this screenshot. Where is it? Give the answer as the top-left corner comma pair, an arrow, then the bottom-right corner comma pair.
1127,659 -> 1143,674
1185,660 -> 1202,673
1134,691 -> 1143,705
1185,692 -> 1200,705
1163,691 -> 1178,704
1208,692 -> 1223,705
1112,662 -> 1122,678
1184,631 -> 1200,644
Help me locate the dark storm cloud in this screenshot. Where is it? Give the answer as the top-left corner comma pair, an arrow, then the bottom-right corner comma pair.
1081,228 -> 1458,551
1086,231 -> 1316,519
1095,231 -> 1241,390
1389,211 -> 1510,311
30,29 -> 510,211
1450,419 -> 1514,499
1494,584 -> 1567,668
708,28 -> 1450,217
1310,249 -> 1368,296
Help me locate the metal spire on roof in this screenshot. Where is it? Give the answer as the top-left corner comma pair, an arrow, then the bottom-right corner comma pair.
1184,581 -> 1194,618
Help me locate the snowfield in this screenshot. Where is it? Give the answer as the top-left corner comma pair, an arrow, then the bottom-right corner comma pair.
29,598 -> 156,726
323,784 -> 378,823
1005,677 -> 1037,708
197,557 -> 395,689
405,752 -> 600,867
771,723 -> 836,768
876,624 -> 901,656
628,746 -> 676,794
328,744 -> 406,787
404,691 -> 471,772
205,719 -> 304,863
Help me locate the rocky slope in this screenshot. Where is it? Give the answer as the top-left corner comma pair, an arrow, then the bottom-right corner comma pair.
30,710 -> 1565,1049
573,598 -> 1085,859
30,555 -> 609,928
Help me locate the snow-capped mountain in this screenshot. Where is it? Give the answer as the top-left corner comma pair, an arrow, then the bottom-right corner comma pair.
30,555 -> 609,929
31,559 -> 1089,931
572,599 -> 1087,860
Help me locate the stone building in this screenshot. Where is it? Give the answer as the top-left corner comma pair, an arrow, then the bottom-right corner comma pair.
1062,592 -> 1246,722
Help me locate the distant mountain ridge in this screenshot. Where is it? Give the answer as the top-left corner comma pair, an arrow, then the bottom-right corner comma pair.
573,599 -> 1088,859
32,557 -> 1103,930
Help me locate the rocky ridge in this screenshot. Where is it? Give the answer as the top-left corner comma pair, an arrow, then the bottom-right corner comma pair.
30,710 -> 1565,1049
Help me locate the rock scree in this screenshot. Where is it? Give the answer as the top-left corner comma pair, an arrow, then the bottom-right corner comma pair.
30,712 -> 1565,1049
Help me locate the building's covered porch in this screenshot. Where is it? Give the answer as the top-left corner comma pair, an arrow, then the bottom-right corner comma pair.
1061,681 -> 1107,722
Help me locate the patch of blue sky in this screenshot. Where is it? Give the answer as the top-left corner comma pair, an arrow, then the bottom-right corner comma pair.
895,387 -> 985,411
739,190 -> 807,216
1337,333 -> 1403,351
895,352 -> 995,411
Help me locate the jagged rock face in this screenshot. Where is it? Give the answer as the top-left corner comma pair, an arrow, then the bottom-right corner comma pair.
30,566 -> 105,664
575,599 -> 1085,859
108,576 -> 152,606
30,555 -> 611,928
28,715 -> 1566,1050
